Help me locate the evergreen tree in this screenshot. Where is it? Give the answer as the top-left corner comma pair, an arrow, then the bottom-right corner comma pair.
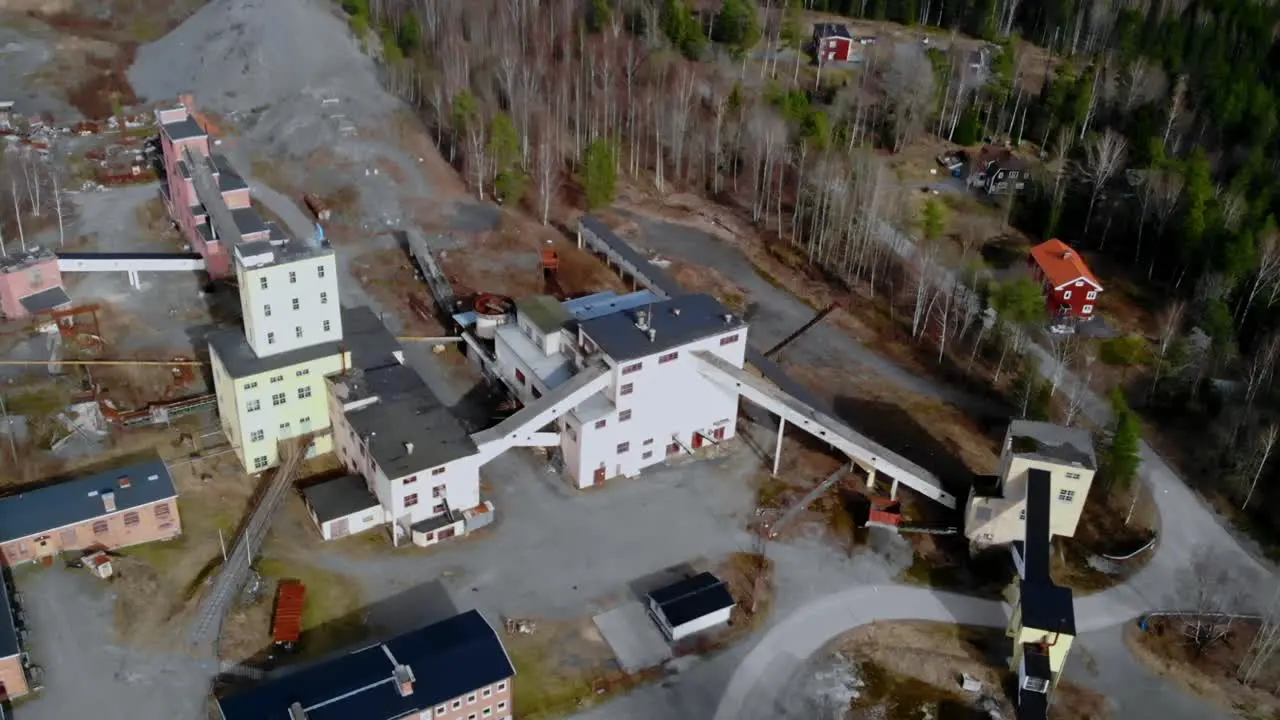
1103,389 -> 1142,492
582,139 -> 617,210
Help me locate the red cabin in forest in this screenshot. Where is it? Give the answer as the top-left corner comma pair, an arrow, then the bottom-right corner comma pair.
812,23 -> 855,63
1028,239 -> 1103,323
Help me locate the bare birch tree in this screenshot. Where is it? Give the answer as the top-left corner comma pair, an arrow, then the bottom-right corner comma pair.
1149,300 -> 1186,399
1241,424 -> 1278,511
1079,129 -> 1128,236
1238,587 -> 1280,686
1175,546 -> 1255,657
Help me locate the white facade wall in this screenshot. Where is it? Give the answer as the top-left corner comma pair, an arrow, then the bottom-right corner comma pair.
561,327 -> 748,488
314,505 -> 384,541
237,252 -> 342,358
514,309 -> 566,355
669,607 -> 733,641
212,345 -> 347,472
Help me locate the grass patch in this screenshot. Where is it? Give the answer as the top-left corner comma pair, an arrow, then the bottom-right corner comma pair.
257,557 -> 367,661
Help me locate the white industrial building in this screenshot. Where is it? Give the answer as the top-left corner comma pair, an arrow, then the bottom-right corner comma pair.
488,292 -> 746,488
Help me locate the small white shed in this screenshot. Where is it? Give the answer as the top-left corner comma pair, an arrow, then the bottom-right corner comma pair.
301,474 -> 383,541
646,572 -> 735,642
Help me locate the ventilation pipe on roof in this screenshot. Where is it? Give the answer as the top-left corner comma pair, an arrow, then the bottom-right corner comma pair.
405,442 -> 414,455
635,309 -> 650,331
393,664 -> 416,697
672,307 -> 681,316
647,328 -> 657,343
722,313 -> 733,323
288,702 -> 308,720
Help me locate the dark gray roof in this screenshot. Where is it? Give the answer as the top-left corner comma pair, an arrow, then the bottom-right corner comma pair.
579,293 -> 744,362
342,364 -> 477,479
232,207 -> 268,237
1017,685 -> 1049,720
578,215 -> 682,297
1020,468 -> 1076,636
161,116 -> 206,142
213,155 -> 248,193
0,579 -> 18,660
19,285 -> 72,314
411,509 -> 461,534
301,475 -> 379,524
208,306 -> 400,379
217,609 -> 515,720
0,453 -> 177,543
1007,421 -> 1096,470
649,572 -> 735,628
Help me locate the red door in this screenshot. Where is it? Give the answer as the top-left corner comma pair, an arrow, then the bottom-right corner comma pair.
593,467 -> 606,485
692,434 -> 704,449
713,427 -> 726,441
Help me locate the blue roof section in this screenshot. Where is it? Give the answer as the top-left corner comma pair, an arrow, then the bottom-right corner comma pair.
564,290 -> 658,323
0,454 -> 177,543
218,610 -> 514,720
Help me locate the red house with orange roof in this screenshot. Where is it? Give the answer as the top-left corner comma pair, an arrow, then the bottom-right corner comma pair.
1027,239 -> 1102,323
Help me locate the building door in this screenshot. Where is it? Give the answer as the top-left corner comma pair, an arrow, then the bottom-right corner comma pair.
439,527 -> 456,540
692,433 -> 704,450
593,466 -> 606,485
667,442 -> 680,456
330,518 -> 348,539
712,427 -> 726,442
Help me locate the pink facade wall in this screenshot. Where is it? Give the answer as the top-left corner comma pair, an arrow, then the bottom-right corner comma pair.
159,107 -> 233,278
0,257 -> 64,320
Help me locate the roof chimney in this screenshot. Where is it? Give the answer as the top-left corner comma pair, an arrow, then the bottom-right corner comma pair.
672,307 -> 681,316
723,313 -> 733,324
118,475 -> 131,489
635,309 -> 650,331
647,328 -> 657,342
288,702 -> 308,720
393,664 -> 416,697
102,491 -> 116,513
1062,250 -> 1073,259
404,442 -> 414,455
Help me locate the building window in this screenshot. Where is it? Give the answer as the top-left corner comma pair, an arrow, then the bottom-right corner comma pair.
643,438 -> 654,445
320,292 -> 328,304
246,399 -> 261,412
405,493 -> 419,507
272,392 -> 287,406
642,451 -> 653,459
469,715 -> 477,720
1019,508 -> 1026,520
1065,472 -> 1081,480
155,504 -> 171,520
659,351 -> 678,364
1075,281 -> 1084,286
295,326 -> 304,338
259,277 -> 268,290
250,429 -> 265,442
432,503 -> 445,514
298,386 -> 312,399
619,409 -> 632,422
721,334 -> 741,346
122,511 -> 139,527
482,687 -> 492,698
620,383 -> 633,396
531,386 -> 542,399
242,381 -> 258,390
270,375 -> 283,383
617,442 -> 630,453
621,362 -> 642,375
432,467 -> 446,476
264,304 -> 272,317
594,419 -> 606,429
1082,304 -> 1094,314
323,319 -> 331,332
497,682 -> 507,692
483,707 -> 492,717
279,422 -> 292,435
432,484 -> 447,498
453,700 -> 462,710
267,332 -> 275,345
92,520 -> 109,535
515,369 -> 526,385
291,298 -> 300,311
1086,290 -> 1097,300
468,694 -> 477,704
497,700 -> 507,711
1058,489 -> 1076,502
436,706 -> 447,715
297,369 -> 310,377
404,476 -> 417,485
289,271 -> 297,283
1063,291 -> 1072,300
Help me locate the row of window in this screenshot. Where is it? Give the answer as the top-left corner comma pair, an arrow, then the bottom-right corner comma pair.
256,266 -> 325,290
432,682 -> 508,717
263,293 -> 329,317
265,320 -> 332,345
246,386 -> 313,412
1017,489 -> 1077,520
403,468 -> 448,485
1061,290 -> 1098,301
248,417 -> 313,444
7,504 -> 171,558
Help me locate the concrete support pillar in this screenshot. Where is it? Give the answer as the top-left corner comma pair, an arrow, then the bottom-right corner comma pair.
576,230 -> 584,249
127,270 -> 140,289
866,468 -> 877,492
772,418 -> 787,476
890,477 -> 900,500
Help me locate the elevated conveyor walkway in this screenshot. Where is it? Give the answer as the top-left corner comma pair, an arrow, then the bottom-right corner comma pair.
693,350 -> 956,508
471,363 -> 612,462
57,252 -> 206,273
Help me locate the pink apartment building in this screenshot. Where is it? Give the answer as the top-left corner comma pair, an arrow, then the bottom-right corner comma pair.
0,248 -> 71,321
156,95 -> 272,279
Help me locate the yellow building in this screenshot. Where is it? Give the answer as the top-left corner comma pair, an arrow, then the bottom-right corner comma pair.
966,420 -> 1096,547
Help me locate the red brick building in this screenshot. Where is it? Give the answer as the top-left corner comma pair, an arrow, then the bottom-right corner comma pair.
1028,239 -> 1103,323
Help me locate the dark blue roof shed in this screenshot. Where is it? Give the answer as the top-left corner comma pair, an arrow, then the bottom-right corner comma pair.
0,454 -> 177,543
217,610 -> 515,720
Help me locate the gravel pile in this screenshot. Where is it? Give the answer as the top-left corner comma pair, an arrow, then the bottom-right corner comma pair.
128,0 -> 395,125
